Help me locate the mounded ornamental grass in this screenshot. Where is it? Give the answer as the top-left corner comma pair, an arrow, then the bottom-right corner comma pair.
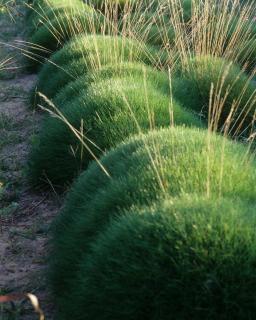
26,5 -> 101,71
172,55 -> 256,137
25,0 -> 83,25
29,6 -> 97,49
49,127 -> 256,319
28,76 -> 201,187
25,0 -> 83,27
32,34 -> 158,104
68,197 -> 256,320
53,62 -> 171,108
26,2 -> 89,36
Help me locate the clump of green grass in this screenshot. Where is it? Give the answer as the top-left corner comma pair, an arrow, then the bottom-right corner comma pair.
28,75 -> 201,188
24,0 -> 175,71
172,55 -> 256,137
66,197 -> 256,320
49,127 -> 256,318
52,61 -> 170,107
26,1 -> 90,36
25,4 -> 101,71
25,0 -> 82,20
32,34 -> 158,105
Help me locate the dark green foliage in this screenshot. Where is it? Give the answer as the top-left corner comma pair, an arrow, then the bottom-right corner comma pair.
25,0 -> 83,28
88,0 -> 160,11
145,23 -> 175,46
90,0 -> 191,21
49,127 -> 256,319
26,5 -> 100,71
28,76 -> 201,187
25,0 -> 82,14
26,2 -> 89,36
182,0 -> 192,21
69,197 -> 256,320
236,38 -> 256,73
133,13 -> 176,47
172,56 -> 256,136
33,34 -> 158,103
53,62 -> 171,108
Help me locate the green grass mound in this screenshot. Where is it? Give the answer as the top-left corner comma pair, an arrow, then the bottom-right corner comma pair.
52,62 -> 170,108
25,0 -> 83,24
68,197 -> 256,320
32,34 -> 157,103
26,5 -> 100,71
28,77 -> 201,187
26,2 -> 89,36
172,55 -> 256,136
49,127 -> 256,316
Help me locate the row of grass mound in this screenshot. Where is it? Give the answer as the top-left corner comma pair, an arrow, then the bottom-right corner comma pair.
23,1 -> 256,319
49,127 -> 256,319
24,0 -> 174,71
31,34 -> 158,105
25,0 -> 256,72
32,37 -> 255,138
28,73 -> 202,188
52,62 -> 171,107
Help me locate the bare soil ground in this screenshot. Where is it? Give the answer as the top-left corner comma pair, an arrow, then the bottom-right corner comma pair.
0,7 -> 60,320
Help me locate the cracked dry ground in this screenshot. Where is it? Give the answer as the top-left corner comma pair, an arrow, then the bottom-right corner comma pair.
0,11 -> 60,320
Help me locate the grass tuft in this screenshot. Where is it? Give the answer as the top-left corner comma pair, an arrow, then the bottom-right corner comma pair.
68,197 -> 256,320
49,126 -> 256,319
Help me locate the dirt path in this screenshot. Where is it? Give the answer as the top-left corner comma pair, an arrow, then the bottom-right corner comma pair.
0,6 -> 60,320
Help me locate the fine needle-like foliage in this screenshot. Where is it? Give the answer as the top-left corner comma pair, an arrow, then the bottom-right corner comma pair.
172,55 -> 256,137
28,74 -> 202,188
69,197 -> 256,320
49,127 -> 256,319
20,1 -> 256,319
31,34 -> 158,105
52,62 -> 171,107
25,3 -> 101,70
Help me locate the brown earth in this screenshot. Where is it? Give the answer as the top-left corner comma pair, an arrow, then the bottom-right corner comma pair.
0,6 -> 60,320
